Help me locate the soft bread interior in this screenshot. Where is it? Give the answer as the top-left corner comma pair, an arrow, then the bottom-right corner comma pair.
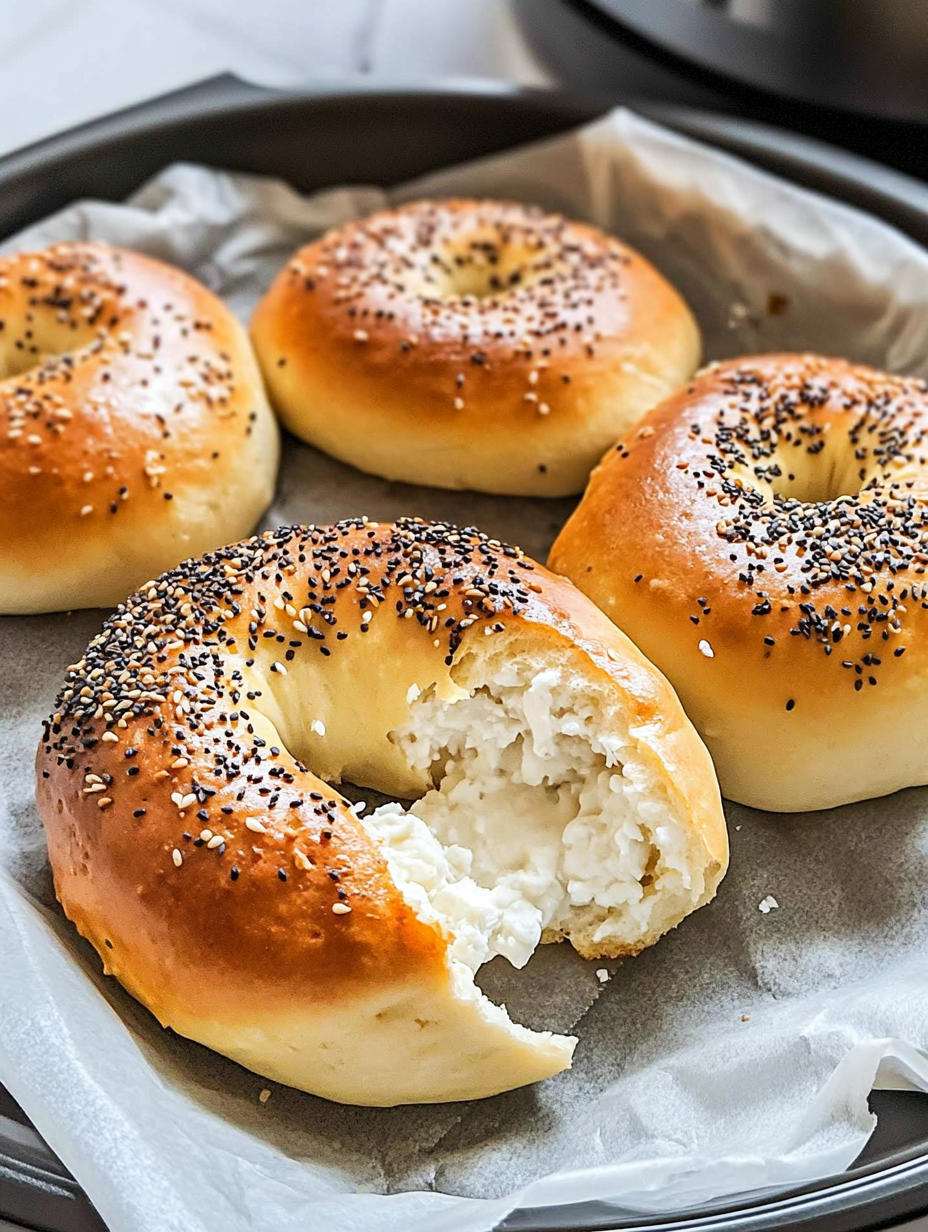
365,649 -> 705,974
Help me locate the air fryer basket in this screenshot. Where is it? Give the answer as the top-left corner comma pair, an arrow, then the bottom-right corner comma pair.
3,77 -> 928,1232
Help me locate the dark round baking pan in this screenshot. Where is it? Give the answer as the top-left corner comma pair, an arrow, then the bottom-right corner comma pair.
3,76 -> 928,1232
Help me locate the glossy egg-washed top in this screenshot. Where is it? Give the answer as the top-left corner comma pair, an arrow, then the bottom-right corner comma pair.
550,354 -> 928,809
38,516 -> 726,1023
251,198 -> 699,496
0,242 -> 276,610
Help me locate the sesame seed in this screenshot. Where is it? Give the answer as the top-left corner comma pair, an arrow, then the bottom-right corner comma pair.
618,356 -> 928,698
332,902 -> 352,914
698,640 -> 714,659
172,849 -> 183,867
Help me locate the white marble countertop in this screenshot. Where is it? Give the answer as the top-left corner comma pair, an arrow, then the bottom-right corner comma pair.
0,0 -> 552,158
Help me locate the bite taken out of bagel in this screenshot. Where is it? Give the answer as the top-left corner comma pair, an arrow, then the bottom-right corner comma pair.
37,518 -> 727,1106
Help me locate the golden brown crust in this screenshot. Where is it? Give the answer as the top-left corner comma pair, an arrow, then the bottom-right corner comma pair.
251,198 -> 700,497
0,242 -> 279,614
44,722 -> 447,1025
37,517 -> 726,1051
550,353 -> 928,812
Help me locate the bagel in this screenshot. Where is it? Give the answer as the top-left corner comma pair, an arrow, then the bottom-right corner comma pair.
37,517 -> 727,1106
250,198 -> 700,497
0,242 -> 279,614
550,353 -> 928,813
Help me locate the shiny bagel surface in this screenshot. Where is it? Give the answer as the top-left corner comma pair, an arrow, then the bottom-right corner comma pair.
550,353 -> 928,812
0,242 -> 279,614
251,198 -> 700,497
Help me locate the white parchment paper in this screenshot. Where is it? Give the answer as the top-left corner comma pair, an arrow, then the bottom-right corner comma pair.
4,109 -> 928,1232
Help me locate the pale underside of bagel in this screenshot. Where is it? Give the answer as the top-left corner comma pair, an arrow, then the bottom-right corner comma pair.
168,625 -> 723,1105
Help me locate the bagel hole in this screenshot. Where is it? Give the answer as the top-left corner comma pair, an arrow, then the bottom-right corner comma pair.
764,449 -> 868,505
421,236 -> 553,302
2,348 -> 65,380
0,331 -> 95,380
360,654 -> 705,976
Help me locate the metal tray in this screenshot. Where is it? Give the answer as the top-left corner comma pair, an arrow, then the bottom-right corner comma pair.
3,76 -> 928,1232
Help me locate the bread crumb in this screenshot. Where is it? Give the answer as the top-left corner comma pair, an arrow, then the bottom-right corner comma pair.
727,301 -> 753,330
741,1014 -> 750,1022
758,895 -> 779,914
258,1088 -> 271,1104
596,968 -> 609,983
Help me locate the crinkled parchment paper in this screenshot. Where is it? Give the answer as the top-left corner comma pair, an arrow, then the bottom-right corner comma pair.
3,109 -> 928,1232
